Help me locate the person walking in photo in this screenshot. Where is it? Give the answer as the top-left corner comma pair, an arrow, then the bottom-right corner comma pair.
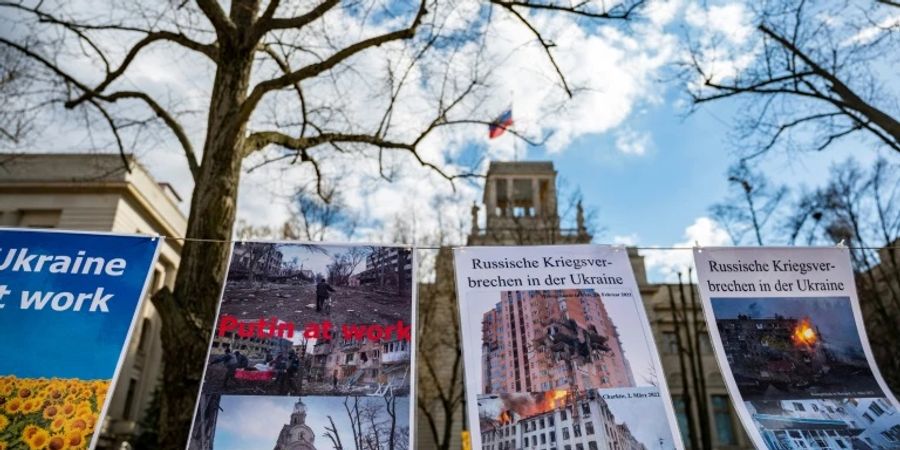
316,277 -> 336,312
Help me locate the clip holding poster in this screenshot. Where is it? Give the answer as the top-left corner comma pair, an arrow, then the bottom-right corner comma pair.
693,247 -> 900,450
186,241 -> 416,450
454,245 -> 685,450
0,228 -> 161,450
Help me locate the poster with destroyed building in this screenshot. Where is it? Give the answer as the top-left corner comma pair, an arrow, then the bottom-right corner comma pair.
454,245 -> 684,450
694,247 -> 900,450
187,242 -> 415,450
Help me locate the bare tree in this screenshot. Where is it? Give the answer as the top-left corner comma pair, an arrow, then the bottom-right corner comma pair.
710,162 -> 788,245
0,0 -> 644,446
684,0 -> 900,158
785,158 -> 900,390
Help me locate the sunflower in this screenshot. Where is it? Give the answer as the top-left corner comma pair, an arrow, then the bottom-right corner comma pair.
43,404 -> 60,420
0,414 -> 8,431
26,428 -> 50,450
66,417 -> 87,433
17,387 -> 32,399
0,441 -> 7,450
64,430 -> 84,448
3,398 -> 22,415
50,416 -> 67,432
23,424 -> 39,440
48,434 -> 67,450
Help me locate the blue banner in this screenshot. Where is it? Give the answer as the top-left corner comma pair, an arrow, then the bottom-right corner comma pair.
0,229 -> 159,450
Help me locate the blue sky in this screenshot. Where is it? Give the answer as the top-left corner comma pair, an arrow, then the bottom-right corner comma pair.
0,230 -> 157,379
213,395 -> 410,450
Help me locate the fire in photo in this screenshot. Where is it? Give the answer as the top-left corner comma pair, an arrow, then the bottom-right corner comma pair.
480,289 -> 657,394
478,387 -> 678,450
711,296 -> 883,401
188,394 -> 410,450
200,242 -> 412,397
745,397 -> 900,449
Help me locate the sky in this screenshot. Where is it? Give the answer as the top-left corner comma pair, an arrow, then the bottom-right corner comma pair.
2,0 -> 898,283
275,243 -> 369,276
212,394 -> 410,450
0,230 -> 157,379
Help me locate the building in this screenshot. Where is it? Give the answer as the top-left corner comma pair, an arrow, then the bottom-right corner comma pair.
357,246 -> 413,294
274,398 -> 319,450
482,289 -> 634,394
312,330 -> 411,394
417,160 -> 752,450
0,153 -> 186,448
746,397 -> 900,449
210,320 -> 294,360
481,390 -> 646,450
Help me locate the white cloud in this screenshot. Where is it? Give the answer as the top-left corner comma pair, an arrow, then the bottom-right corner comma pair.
612,233 -> 639,246
642,216 -> 731,282
614,127 -> 652,155
685,2 -> 753,45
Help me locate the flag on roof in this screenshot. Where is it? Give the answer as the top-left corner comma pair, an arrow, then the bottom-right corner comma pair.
488,108 -> 513,139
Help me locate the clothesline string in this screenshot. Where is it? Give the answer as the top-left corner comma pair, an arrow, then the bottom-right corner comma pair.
153,235 -> 899,251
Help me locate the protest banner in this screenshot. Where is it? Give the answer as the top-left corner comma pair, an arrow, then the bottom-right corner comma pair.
0,228 -> 160,450
694,246 -> 900,449
454,245 -> 684,450
187,242 -> 415,450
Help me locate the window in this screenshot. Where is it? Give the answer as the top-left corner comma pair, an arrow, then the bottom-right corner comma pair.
561,409 -> 567,420
137,318 -> 153,352
794,402 -> 806,411
863,413 -> 875,424
588,443 -> 598,450
673,398 -> 690,445
870,402 -> 886,417
573,424 -> 582,438
712,395 -> 737,445
662,332 -> 678,354
562,427 -> 570,440
17,209 -> 61,228
585,421 -> 594,435
122,378 -> 139,420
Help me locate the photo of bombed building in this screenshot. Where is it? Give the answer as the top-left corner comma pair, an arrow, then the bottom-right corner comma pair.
480,390 -> 652,450
713,297 -> 883,401
482,289 -> 634,394
746,397 -> 900,449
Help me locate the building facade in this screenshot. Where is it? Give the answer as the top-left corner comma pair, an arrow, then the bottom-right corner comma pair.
746,397 -> 899,449
0,153 -> 186,448
482,289 -> 634,394
274,399 -> 319,450
481,390 -> 646,450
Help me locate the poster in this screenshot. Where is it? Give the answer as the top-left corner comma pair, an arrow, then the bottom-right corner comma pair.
454,245 -> 684,450
0,228 -> 160,450
188,242 -> 415,450
694,247 -> 900,450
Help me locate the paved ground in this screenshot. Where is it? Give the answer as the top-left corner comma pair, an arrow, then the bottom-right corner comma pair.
201,364 -> 375,396
220,281 -> 411,327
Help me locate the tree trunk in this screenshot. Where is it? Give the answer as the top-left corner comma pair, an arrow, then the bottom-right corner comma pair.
156,43 -> 255,448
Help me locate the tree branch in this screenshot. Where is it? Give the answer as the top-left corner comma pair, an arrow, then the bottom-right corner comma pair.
256,0 -> 340,34
490,0 -> 644,20
240,0 -> 428,123
0,37 -> 200,180
196,0 -> 237,37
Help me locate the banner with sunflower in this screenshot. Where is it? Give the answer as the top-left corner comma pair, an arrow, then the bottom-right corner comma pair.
0,229 -> 160,450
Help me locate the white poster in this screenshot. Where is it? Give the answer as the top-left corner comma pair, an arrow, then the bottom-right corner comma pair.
454,245 -> 684,450
694,247 -> 900,450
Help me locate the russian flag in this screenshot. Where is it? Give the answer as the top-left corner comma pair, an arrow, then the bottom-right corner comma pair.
488,108 -> 513,139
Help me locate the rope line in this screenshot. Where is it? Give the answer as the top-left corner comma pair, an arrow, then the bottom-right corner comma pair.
153,235 -> 899,251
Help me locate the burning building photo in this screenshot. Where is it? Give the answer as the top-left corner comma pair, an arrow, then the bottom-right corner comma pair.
478,387 -> 678,450
745,397 -> 900,450
481,289 -> 640,394
200,243 -> 412,397
711,297 -> 883,401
